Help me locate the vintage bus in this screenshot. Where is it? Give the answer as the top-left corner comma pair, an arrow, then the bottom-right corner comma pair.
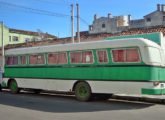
2,32 -> 165,101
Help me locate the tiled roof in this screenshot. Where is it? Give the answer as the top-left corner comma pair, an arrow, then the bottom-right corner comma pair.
9,28 -> 57,38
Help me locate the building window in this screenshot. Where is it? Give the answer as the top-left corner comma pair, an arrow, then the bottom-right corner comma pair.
112,48 -> 140,63
163,16 -> 165,21
29,54 -> 45,65
12,36 -> 19,41
97,50 -> 109,63
102,23 -> 106,28
48,52 -> 67,65
20,56 -> 27,65
146,18 -> 151,22
70,51 -> 94,64
25,38 -> 30,43
6,56 -> 18,65
9,36 -> 11,42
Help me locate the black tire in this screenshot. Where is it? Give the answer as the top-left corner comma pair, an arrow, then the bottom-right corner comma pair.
92,93 -> 112,101
75,82 -> 92,101
0,84 -> 2,92
33,89 -> 41,94
9,80 -> 20,94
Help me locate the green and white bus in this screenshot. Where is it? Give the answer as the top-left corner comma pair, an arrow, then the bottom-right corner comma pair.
2,32 -> 165,101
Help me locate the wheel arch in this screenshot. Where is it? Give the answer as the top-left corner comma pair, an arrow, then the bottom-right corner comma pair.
7,78 -> 16,87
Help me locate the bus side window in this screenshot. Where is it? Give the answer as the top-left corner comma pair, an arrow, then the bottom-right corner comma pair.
29,54 -> 45,65
48,52 -> 67,65
112,48 -> 140,63
70,51 -> 94,64
20,56 -> 27,65
6,56 -> 18,65
97,50 -> 109,63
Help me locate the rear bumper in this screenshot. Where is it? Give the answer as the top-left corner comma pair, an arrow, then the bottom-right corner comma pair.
142,88 -> 165,95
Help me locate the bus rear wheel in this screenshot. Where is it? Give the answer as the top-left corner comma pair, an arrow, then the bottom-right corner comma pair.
9,80 -> 20,94
75,82 -> 91,101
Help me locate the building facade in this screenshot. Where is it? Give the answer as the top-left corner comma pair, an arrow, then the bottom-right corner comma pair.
89,4 -> 165,34
0,25 -> 57,47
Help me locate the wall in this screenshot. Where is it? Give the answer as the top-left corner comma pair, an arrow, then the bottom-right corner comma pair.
8,32 -> 35,45
0,25 -> 9,46
144,11 -> 163,27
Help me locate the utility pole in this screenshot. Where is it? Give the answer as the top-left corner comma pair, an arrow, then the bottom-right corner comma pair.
1,21 -> 4,73
76,3 -> 80,43
71,4 -> 74,43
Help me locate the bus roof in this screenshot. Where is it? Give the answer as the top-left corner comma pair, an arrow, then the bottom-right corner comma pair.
105,32 -> 162,45
5,38 -> 160,55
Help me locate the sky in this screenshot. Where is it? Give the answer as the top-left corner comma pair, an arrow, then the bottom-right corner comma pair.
0,0 -> 165,38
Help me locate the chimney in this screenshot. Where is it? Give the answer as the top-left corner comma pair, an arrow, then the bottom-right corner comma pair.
157,4 -> 160,11
89,25 -> 92,31
128,14 -> 131,23
94,14 -> 98,20
162,4 -> 165,12
108,13 -> 111,18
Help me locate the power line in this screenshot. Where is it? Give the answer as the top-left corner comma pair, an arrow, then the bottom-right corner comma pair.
0,1 -> 70,17
29,0 -> 71,6
0,1 -> 89,25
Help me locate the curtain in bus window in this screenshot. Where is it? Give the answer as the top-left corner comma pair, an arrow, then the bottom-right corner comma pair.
48,54 -> 58,64
13,56 -> 18,65
82,51 -> 93,63
29,54 -> 45,65
20,56 -> 26,65
112,50 -> 124,62
36,54 -> 45,64
98,51 -> 104,62
7,56 -> 13,65
126,49 -> 140,62
58,53 -> 67,64
98,51 -> 108,63
29,55 -> 37,65
70,52 -> 82,63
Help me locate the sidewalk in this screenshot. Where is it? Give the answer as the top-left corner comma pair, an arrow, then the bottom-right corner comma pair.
111,94 -> 165,104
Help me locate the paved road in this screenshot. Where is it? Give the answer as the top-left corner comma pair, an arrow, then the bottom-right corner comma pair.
0,91 -> 165,120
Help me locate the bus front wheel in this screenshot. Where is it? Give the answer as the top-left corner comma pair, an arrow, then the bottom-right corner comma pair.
9,80 -> 20,94
75,82 -> 91,101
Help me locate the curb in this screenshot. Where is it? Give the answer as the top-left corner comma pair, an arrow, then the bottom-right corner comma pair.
111,94 -> 165,104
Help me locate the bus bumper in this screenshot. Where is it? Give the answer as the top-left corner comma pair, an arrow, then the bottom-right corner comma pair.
142,88 -> 165,95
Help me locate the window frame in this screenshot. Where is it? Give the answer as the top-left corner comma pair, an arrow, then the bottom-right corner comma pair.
163,16 -> 165,21
29,54 -> 46,65
9,36 -> 11,42
20,55 -> 27,65
69,50 -> 94,64
146,18 -> 151,22
12,36 -> 19,42
111,48 -> 141,63
6,56 -> 19,66
102,23 -> 106,28
96,49 -> 109,64
47,52 -> 68,65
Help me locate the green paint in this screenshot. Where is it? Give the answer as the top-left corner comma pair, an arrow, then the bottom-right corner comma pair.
10,81 -> 17,92
77,86 -> 88,98
1,82 -> 7,87
105,32 -> 161,45
142,88 -> 165,95
4,66 -> 165,81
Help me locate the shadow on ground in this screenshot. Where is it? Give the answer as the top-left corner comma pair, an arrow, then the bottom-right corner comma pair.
0,90 -> 154,113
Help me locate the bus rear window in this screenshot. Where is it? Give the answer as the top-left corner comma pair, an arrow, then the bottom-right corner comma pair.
48,52 -> 67,64
29,54 -> 45,65
70,51 -> 94,64
6,56 -> 18,65
112,48 -> 140,63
